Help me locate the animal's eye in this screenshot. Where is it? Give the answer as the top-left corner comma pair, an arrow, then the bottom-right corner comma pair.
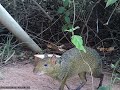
44,64 -> 48,67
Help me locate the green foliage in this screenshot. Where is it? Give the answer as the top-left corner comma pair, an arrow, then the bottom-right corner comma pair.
111,63 -> 116,69
111,59 -> 120,80
65,11 -> 70,16
105,0 -> 118,7
58,0 -> 85,52
57,0 -> 71,31
71,35 -> 86,53
116,77 -> 120,80
111,59 -> 120,76
98,86 -> 109,90
105,59 -> 120,90
64,16 -> 70,23
63,0 -> 70,7
0,35 -> 15,64
98,59 -> 120,90
64,26 -> 79,32
111,60 -> 120,70
58,7 -> 66,14
62,24 -> 68,31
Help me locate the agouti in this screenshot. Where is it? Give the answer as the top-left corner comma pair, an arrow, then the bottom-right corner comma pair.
33,46 -> 104,90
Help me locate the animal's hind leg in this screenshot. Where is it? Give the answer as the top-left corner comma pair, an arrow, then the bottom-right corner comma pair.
98,73 -> 104,88
97,73 -> 104,89
76,72 -> 87,90
93,71 -> 104,89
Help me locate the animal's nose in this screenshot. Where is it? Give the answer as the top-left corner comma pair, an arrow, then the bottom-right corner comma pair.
33,68 -> 39,75
37,71 -> 45,75
33,70 -> 45,76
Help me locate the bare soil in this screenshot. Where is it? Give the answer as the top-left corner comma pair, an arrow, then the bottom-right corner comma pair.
0,63 -> 120,90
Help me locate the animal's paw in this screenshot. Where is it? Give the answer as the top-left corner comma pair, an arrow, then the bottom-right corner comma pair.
59,86 -> 64,90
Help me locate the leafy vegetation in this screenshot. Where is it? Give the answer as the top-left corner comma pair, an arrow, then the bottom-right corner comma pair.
0,0 -> 120,89
58,0 -> 86,52
0,35 -> 15,64
105,0 -> 118,7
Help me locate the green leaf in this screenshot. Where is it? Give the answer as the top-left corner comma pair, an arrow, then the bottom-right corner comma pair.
58,7 -> 65,14
105,0 -> 118,7
65,11 -> 70,16
105,0 -> 108,3
64,16 -> 70,24
63,0 -> 69,7
62,25 -> 68,31
111,64 -> 116,69
68,24 -> 72,29
71,35 -> 86,53
98,86 -> 109,90
116,77 -> 120,80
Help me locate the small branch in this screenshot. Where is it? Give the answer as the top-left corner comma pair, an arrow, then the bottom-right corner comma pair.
104,0 -> 120,25
81,0 -> 101,34
4,51 -> 15,63
32,0 -> 53,21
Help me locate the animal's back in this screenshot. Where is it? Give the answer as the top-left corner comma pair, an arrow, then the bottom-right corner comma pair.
58,46 -> 102,78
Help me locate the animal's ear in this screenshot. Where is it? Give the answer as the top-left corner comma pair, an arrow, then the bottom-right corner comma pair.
50,54 -> 57,64
44,53 -> 49,58
34,54 -> 43,66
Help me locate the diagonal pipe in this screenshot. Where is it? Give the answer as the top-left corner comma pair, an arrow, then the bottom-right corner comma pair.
0,4 -> 42,53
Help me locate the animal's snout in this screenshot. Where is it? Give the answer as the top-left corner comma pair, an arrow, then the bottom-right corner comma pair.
33,69 -> 45,76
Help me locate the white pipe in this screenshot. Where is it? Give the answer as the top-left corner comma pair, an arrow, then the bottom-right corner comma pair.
0,4 -> 41,53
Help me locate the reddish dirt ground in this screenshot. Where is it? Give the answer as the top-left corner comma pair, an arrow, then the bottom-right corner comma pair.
0,63 -> 120,90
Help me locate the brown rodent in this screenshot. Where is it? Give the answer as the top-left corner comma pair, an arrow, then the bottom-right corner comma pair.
33,46 -> 104,90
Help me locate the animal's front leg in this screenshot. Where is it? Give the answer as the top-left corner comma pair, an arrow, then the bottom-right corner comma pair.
65,84 -> 70,90
59,74 -> 68,90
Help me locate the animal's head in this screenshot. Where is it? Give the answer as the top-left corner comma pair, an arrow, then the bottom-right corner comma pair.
33,54 -> 60,76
